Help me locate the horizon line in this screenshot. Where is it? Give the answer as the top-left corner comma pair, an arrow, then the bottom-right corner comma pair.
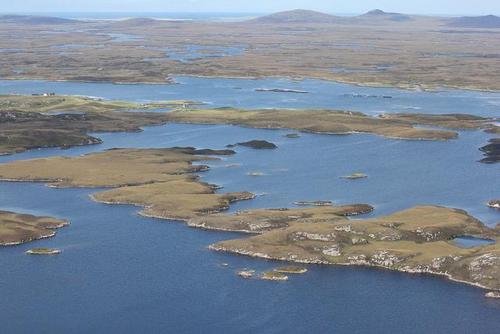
0,10 -> 497,18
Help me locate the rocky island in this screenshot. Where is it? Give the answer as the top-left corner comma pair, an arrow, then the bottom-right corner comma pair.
261,271 -> 289,281
274,266 -> 308,274
233,140 -> 277,149
293,200 -> 333,206
488,200 -> 500,209
480,138 -> 500,164
26,248 -> 61,255
0,210 -> 68,246
255,88 -> 309,94
341,173 -> 368,180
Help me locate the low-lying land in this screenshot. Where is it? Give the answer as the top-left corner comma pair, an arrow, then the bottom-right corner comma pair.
1,11 -> 500,90
0,94 -> 194,155
0,147 -> 253,220
0,210 -> 68,246
188,205 -> 374,233
164,108 -> 497,141
4,95 -> 497,157
207,206 -> 500,290
480,138 -> 500,163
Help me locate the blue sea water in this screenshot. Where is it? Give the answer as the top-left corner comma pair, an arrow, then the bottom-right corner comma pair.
0,78 -> 499,333
1,76 -> 499,117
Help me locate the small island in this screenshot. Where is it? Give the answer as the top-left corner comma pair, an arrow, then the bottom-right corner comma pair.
247,172 -> 265,177
255,88 -> 309,94
261,271 -> 289,281
485,291 -> 500,299
285,133 -> 301,138
237,269 -> 255,279
274,266 -> 308,274
479,138 -> 500,164
487,200 -> 500,209
235,140 -> 277,149
341,173 -> 368,180
294,200 -> 333,206
26,248 -> 61,255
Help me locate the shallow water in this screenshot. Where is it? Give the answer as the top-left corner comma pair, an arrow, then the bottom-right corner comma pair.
106,33 -> 144,43
0,79 -> 499,333
166,45 -> 245,63
453,237 -> 496,248
1,76 -> 500,117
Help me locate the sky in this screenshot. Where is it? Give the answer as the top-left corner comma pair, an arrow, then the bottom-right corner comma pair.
1,0 -> 499,16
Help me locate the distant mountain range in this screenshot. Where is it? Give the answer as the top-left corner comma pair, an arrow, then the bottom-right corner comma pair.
249,9 -> 500,27
1,11 -> 499,28
447,15 -> 500,28
248,9 -> 413,24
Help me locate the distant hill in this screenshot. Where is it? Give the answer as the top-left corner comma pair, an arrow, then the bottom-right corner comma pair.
447,15 -> 500,28
249,9 -> 418,25
249,9 -> 342,24
0,15 -> 80,25
359,9 -> 412,22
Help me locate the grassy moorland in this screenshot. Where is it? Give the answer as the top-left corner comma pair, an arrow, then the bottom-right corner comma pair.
1,11 -> 500,90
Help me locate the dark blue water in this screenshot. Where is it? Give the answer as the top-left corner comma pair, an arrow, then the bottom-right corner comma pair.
0,79 -> 499,333
1,76 -> 500,116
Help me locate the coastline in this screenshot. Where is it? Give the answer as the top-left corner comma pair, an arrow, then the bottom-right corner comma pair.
208,244 -> 500,292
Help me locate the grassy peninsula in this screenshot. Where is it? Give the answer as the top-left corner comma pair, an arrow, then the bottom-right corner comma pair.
0,94 -> 194,155
0,210 -> 68,246
164,108 -> 497,141
0,147 -> 254,220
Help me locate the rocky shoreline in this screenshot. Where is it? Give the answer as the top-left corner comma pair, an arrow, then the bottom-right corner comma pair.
210,243 -> 500,291
206,206 -> 500,291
